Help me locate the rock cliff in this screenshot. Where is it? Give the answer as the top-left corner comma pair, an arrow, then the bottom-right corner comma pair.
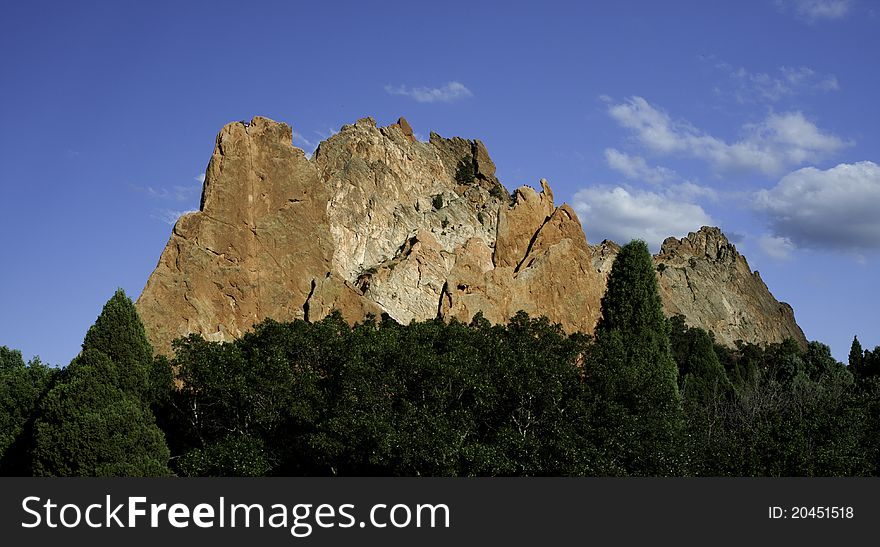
136,116 -> 806,355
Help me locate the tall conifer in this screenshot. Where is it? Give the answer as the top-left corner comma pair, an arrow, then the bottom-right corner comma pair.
588,240 -> 682,475
82,288 -> 152,398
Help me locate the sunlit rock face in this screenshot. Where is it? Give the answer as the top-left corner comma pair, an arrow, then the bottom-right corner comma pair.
137,116 -> 805,355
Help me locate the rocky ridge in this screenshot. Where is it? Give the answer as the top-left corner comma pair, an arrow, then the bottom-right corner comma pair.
136,116 -> 807,355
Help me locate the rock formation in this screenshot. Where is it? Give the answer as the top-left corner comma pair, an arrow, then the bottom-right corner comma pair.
136,116 -> 806,355
591,228 -> 806,348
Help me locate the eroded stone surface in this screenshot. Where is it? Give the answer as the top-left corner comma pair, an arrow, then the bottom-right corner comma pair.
137,116 -> 806,355
590,227 -> 807,348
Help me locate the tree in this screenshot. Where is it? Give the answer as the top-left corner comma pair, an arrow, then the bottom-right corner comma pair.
454,156 -> 475,183
31,349 -> 170,476
586,240 -> 682,475
81,288 -> 153,399
168,317 -> 332,476
176,434 -> 271,477
848,336 -> 880,381
29,290 -> 170,476
668,316 -> 731,407
0,347 -> 56,475
849,336 -> 864,372
464,313 -> 595,476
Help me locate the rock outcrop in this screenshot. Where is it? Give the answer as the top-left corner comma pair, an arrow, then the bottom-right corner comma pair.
137,115 -> 806,355
655,228 -> 805,347
592,228 -> 806,347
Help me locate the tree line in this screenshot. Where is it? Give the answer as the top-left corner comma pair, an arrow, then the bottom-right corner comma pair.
2,240 -> 879,476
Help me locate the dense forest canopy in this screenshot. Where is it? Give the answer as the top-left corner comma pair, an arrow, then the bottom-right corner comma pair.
2,242 -> 879,477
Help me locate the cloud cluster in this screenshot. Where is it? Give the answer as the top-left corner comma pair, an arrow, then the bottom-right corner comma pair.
757,234 -> 796,260
755,161 -> 880,252
385,81 -> 473,103
715,63 -> 838,103
292,130 -> 316,150
572,186 -> 714,250
778,0 -> 853,21
607,96 -> 848,176
604,148 -> 676,183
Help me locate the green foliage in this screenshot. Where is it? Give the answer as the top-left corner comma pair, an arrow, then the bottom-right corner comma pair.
677,339 -> 874,476
849,336 -> 863,370
432,194 -> 444,210
82,288 -> 152,398
588,240 -> 682,475
596,240 -> 669,337
488,183 -> 507,201
10,282 -> 880,477
850,336 -> 880,381
0,348 -> 56,474
31,350 -> 170,476
25,289 -> 170,476
167,316 -> 331,476
177,435 -> 271,477
668,315 -> 731,406
161,312 -> 596,476
454,156 -> 475,183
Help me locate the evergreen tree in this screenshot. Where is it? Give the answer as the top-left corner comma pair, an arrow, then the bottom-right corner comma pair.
31,349 -> 170,476
668,317 -> 731,406
29,290 -> 170,476
586,240 -> 682,475
849,336 -> 864,377
82,288 -> 152,398
865,348 -> 880,379
849,336 -> 864,368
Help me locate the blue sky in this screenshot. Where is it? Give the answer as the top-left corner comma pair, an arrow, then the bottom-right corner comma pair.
1,0 -> 877,365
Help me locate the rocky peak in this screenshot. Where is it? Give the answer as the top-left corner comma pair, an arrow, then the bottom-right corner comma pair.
658,226 -> 738,264
589,240 -> 622,275
389,116 -> 417,143
137,115 -> 807,355
654,227 -> 804,347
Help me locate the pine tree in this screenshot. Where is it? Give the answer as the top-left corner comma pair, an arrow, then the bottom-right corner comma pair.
587,240 -> 682,475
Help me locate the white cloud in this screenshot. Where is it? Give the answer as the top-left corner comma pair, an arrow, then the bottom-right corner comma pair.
778,0 -> 853,21
572,186 -> 714,251
314,127 -> 338,140
607,96 -> 849,176
155,209 -> 198,226
782,66 -> 839,91
195,173 -> 206,184
292,130 -> 315,150
385,81 -> 473,103
146,185 -> 199,202
608,97 -> 686,154
604,148 -> 676,183
757,234 -> 796,260
715,63 -> 839,102
673,180 -> 719,202
755,161 -> 880,251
